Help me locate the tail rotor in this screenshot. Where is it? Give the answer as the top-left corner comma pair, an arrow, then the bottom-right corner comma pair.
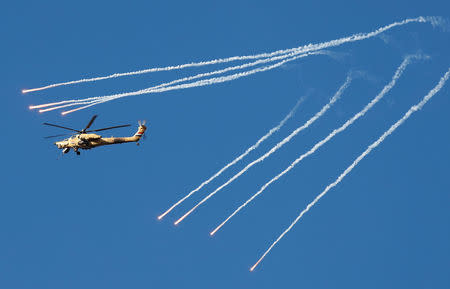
137,120 -> 148,145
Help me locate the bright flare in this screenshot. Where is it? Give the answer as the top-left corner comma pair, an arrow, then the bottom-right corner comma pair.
22,87 -> 51,93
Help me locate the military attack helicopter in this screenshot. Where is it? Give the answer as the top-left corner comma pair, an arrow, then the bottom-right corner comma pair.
44,115 -> 147,155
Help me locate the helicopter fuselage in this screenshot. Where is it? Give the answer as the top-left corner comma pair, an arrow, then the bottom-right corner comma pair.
55,124 -> 146,154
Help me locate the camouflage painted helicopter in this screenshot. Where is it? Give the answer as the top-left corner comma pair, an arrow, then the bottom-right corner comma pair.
44,115 -> 147,155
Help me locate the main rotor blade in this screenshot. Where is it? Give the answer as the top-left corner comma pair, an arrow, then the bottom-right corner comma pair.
83,115 -> 98,131
44,133 -> 73,139
43,123 -> 82,133
86,124 -> 131,132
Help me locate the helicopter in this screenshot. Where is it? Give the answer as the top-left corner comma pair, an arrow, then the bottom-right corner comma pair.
44,115 -> 147,155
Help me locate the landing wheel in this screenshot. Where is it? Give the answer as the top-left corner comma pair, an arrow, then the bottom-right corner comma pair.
76,151 -> 81,155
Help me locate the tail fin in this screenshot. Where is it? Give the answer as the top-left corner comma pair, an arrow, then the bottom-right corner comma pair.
134,120 -> 147,140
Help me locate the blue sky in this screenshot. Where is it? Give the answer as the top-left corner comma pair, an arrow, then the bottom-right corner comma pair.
1,1 -> 449,288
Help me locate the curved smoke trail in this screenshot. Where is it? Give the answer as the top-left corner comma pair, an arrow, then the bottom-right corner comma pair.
210,55 -> 418,236
158,95 -> 306,220
174,74 -> 353,225
41,52 -> 322,114
23,17 -> 429,94
30,50 -> 320,113
250,67 -> 450,271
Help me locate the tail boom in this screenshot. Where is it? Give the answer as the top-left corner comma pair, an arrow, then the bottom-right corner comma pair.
94,123 -> 147,145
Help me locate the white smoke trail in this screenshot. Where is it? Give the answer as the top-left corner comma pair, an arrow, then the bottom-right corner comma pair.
174,74 -> 353,225
23,17 -> 428,93
30,50 -> 320,113
158,95 -> 306,221
249,67 -> 450,272
31,49 -> 316,103
42,51 -> 322,114
210,55 -> 417,235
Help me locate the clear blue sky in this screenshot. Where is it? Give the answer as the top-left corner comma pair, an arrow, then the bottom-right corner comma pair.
1,1 -> 449,288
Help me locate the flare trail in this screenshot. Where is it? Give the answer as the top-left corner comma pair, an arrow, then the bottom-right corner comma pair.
31,51 -> 321,113
249,68 -> 450,271
210,55 -> 417,235
174,74 -> 353,225
37,52 -> 321,114
158,95 -> 305,220
23,17 -> 428,94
